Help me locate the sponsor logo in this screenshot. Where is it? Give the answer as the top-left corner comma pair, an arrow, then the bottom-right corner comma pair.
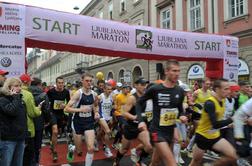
136,29 -> 153,51
225,59 -> 238,67
0,24 -> 20,35
1,57 -> 12,67
226,51 -> 238,57
9,70 -> 21,76
0,44 -> 22,49
91,25 -> 129,43
0,7 -> 3,17
226,39 -> 231,47
229,72 -> 234,79
193,66 -> 199,73
226,39 -> 238,49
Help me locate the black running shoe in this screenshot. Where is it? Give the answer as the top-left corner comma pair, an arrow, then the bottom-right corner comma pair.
52,152 -> 58,162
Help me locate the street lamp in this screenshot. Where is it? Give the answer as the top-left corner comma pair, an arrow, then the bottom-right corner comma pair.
75,61 -> 88,74
73,6 -> 79,10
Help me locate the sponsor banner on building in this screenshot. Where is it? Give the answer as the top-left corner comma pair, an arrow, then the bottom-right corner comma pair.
187,64 -> 204,79
25,5 -> 232,59
0,3 -> 25,77
223,37 -> 239,81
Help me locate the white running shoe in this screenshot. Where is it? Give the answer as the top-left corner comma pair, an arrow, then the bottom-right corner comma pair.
179,156 -> 185,164
104,147 -> 113,158
130,148 -> 140,163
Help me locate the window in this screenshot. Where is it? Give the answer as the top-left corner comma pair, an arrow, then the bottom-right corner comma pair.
190,0 -> 202,30
229,0 -> 244,18
132,66 -> 142,83
98,10 -> 103,19
120,0 -> 126,13
118,69 -> 124,83
108,2 -> 113,20
107,72 -> 114,80
160,7 -> 172,29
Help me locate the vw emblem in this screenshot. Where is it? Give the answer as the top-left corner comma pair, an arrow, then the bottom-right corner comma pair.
193,66 -> 199,73
229,72 -> 234,79
1,57 -> 12,67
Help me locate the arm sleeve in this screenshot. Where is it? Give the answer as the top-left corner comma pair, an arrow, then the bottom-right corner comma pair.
178,92 -> 185,117
136,88 -> 153,122
25,93 -> 41,118
204,100 -> 233,129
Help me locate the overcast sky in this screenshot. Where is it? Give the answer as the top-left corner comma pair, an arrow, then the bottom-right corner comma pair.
2,0 -> 92,14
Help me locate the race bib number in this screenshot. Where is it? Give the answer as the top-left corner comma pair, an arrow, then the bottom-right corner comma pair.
79,112 -> 92,118
145,111 -> 153,122
53,100 -> 64,110
159,108 -> 178,126
102,103 -> 112,115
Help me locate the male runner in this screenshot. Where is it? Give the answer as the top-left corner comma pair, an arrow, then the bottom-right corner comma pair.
113,78 -> 152,166
189,79 -> 237,166
97,83 -> 114,158
112,85 -> 131,148
136,60 -> 187,166
65,73 -> 100,166
47,77 -> 70,161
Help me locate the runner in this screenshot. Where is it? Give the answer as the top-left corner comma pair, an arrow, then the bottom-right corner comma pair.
189,79 -> 237,166
65,73 -> 100,166
113,78 -> 152,166
47,77 -> 70,162
234,98 -> 252,161
112,84 -> 131,148
136,60 -> 187,166
97,83 -> 114,158
187,78 -> 212,153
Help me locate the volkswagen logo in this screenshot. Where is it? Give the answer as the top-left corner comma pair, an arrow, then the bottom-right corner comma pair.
1,57 -> 12,67
229,72 -> 234,79
193,66 -> 199,73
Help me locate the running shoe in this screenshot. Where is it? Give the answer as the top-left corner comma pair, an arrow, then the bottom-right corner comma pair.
130,148 -> 140,163
205,150 -> 219,159
94,142 -> 99,152
112,143 -> 121,150
104,147 -> 113,158
52,151 -> 58,162
112,158 -> 120,166
179,156 -> 185,164
237,158 -> 252,166
67,144 -> 75,162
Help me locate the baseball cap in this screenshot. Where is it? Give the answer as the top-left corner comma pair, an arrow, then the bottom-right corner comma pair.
230,85 -> 240,91
0,69 -> 9,75
20,74 -> 31,83
116,82 -> 123,87
122,84 -> 130,88
134,78 -> 148,84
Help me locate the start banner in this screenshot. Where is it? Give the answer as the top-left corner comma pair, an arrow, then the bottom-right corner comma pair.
25,5 -> 235,59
